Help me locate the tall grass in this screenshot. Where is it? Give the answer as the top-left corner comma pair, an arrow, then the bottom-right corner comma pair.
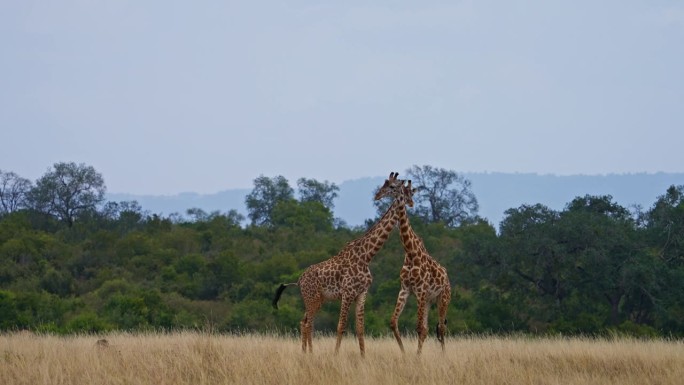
2,331 -> 683,385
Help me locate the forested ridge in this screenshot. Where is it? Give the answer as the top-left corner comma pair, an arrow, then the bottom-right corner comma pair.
1,163 -> 683,337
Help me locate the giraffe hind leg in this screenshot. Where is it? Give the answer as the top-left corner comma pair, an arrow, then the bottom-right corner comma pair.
300,315 -> 308,353
354,292 -> 368,357
301,297 -> 322,353
390,288 -> 409,353
435,318 -> 448,343
304,313 -> 315,353
436,288 -> 451,351
306,322 -> 313,353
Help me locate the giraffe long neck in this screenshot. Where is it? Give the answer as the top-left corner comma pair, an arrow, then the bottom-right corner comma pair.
350,198 -> 402,265
397,204 -> 420,258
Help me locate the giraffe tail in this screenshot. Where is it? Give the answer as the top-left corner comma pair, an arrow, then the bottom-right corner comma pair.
272,283 -> 297,309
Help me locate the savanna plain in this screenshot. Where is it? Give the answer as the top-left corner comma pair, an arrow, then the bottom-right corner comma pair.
2,332 -> 683,385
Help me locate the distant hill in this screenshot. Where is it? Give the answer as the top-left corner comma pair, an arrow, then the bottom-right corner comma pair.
108,172 -> 684,229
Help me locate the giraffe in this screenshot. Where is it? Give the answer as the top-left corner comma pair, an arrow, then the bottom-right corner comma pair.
272,172 -> 410,356
390,180 -> 452,354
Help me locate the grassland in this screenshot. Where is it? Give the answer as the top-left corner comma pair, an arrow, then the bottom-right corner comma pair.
2,331 -> 683,385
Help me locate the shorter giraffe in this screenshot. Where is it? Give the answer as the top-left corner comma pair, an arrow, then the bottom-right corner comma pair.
390,180 -> 452,354
273,172 -> 410,355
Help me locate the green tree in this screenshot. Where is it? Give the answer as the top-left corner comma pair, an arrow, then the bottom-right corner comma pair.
405,165 -> 478,227
186,208 -> 211,222
40,267 -> 74,296
643,185 -> 684,333
245,175 -> 294,226
561,195 -> 642,327
495,196 -> 653,332
0,170 -> 32,215
186,208 -> 244,226
454,218 -> 500,290
645,185 -> 684,266
109,201 -> 146,233
296,178 -> 339,210
271,200 -> 334,233
497,203 -> 564,329
28,162 -> 106,227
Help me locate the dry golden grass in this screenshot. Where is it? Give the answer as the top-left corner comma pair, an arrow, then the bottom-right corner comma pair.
1,331 -> 683,385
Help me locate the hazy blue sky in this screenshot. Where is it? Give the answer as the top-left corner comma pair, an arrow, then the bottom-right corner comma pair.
2,1 -> 683,194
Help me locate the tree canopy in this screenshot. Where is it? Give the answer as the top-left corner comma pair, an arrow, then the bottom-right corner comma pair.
27,162 -> 106,227
296,177 -> 339,210
406,165 -> 479,227
0,163 -> 682,338
245,175 -> 294,227
0,170 -> 32,215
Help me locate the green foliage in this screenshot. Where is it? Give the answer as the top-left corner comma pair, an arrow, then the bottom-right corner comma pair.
610,320 -> 659,338
65,312 -> 112,333
1,164 -> 683,337
245,175 -> 294,226
0,290 -> 19,329
103,289 -> 173,330
296,178 -> 339,210
0,170 -> 32,215
40,268 -> 74,296
271,200 -> 334,233
405,165 -> 479,227
27,162 -> 106,227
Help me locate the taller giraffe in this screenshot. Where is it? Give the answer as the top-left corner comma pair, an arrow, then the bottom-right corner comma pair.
390,180 -> 452,354
273,172 -> 410,356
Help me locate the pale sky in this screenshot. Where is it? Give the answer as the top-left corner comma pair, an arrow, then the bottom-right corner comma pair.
2,1 -> 683,195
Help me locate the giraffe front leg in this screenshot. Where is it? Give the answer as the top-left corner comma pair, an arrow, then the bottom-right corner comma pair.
416,295 -> 429,354
390,288 -> 410,353
354,291 -> 368,357
335,296 -> 353,354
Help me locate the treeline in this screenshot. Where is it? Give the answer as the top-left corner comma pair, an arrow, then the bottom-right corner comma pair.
0,163 -> 682,337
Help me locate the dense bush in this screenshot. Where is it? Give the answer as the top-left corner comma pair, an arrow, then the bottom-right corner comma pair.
1,167 -> 683,337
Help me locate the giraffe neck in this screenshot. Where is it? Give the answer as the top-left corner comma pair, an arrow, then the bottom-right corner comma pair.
349,198 -> 402,265
396,204 -> 421,259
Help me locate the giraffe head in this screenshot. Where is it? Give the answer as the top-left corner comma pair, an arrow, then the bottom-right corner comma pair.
403,180 -> 416,208
374,171 -> 405,201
